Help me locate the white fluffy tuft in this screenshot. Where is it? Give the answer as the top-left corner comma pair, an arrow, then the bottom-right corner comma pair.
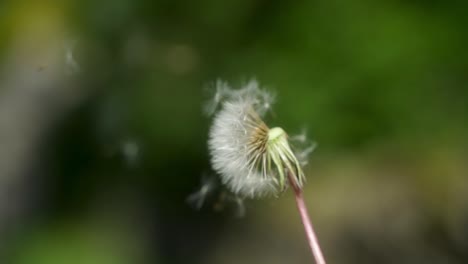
208,80 -> 277,198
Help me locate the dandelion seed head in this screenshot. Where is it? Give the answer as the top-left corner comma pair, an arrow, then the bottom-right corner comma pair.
207,79 -> 310,199
208,80 -> 279,198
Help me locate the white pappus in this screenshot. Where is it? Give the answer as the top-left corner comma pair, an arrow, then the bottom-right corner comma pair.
207,80 -> 313,198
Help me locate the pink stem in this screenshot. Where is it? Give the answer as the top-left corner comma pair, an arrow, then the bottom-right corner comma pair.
289,174 -> 326,264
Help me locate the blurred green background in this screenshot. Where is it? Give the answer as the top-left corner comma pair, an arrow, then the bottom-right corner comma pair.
1,0 -> 468,263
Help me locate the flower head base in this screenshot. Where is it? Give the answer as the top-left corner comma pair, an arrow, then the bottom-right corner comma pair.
208,80 -> 308,198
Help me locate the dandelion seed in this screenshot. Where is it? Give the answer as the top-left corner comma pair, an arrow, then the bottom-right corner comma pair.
64,40 -> 80,75
209,191 -> 246,218
290,129 -> 317,166
186,175 -> 217,210
290,128 -> 309,143
121,139 -> 140,167
229,195 -> 246,218
203,80 -> 232,116
295,143 -> 317,167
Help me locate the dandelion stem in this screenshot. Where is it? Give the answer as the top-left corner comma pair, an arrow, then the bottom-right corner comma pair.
288,173 -> 326,264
